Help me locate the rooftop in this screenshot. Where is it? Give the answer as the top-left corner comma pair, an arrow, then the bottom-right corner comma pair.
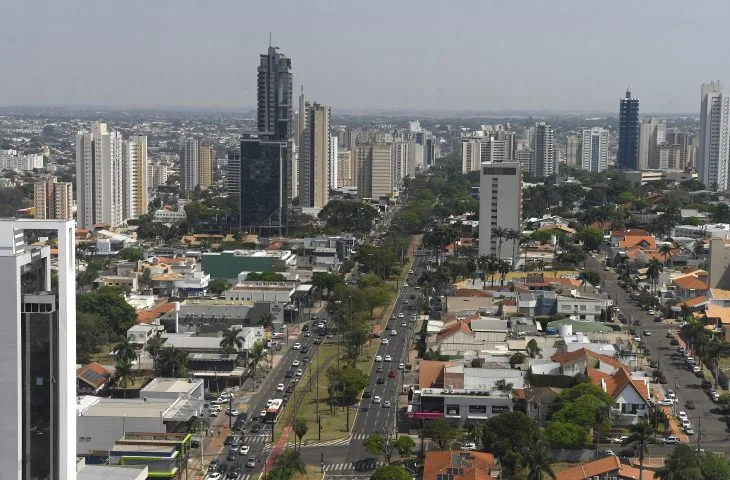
77,465 -> 148,480
423,450 -> 498,480
140,377 -> 203,395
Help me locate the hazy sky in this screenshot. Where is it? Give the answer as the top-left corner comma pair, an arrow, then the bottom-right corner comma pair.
3,0 -> 729,113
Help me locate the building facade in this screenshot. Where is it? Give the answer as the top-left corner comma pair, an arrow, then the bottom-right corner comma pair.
123,135 -> 148,221
199,143 -> 214,189
532,122 -> 556,177
257,46 -> 293,142
336,150 -> 353,188
76,122 -> 124,229
34,177 -> 73,220
698,82 -> 730,190
461,137 -> 482,174
618,89 -> 640,170
239,137 -> 288,231
180,138 -> 199,193
478,162 -> 522,261
0,219 -> 76,480
299,102 -> 331,209
638,116 -> 666,170
580,127 -> 609,173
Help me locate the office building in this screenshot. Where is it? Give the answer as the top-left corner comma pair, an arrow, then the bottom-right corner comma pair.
478,162 -> 522,262
336,151 -> 353,188
356,143 -> 396,200
565,134 -> 579,167
0,219 -> 76,480
199,143 -> 214,189
123,135 -> 147,221
580,127 -> 609,173
665,129 -> 696,169
638,116 -> 666,170
480,136 -> 510,164
239,137 -> 288,230
257,46 -> 293,141
618,89 -> 640,169
461,137 -> 482,173
299,102 -> 331,209
532,122 -> 556,177
293,86 -> 305,199
698,82 -> 730,190
34,178 -> 73,220
393,140 -> 410,183
76,122 -> 124,229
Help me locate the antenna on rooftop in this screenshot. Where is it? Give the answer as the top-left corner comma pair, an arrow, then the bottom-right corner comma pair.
269,32 -> 272,48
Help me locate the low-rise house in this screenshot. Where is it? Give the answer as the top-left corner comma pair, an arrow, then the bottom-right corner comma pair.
127,324 -> 158,347
95,274 -> 138,291
423,451 -> 499,480
555,455 -> 650,480
76,362 -> 113,395
672,270 -> 709,299
588,366 -> 651,425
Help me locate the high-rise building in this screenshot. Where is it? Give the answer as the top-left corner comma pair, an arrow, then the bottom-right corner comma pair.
76,122 -> 123,229
150,162 -> 169,191
638,116 -> 666,170
478,162 -> 522,262
299,102 -> 331,209
122,135 -> 147,221
257,46 -> 293,142
618,89 -> 640,170
199,143 -> 214,189
657,144 -> 682,170
698,82 -> 730,190
356,143 -> 396,200
392,140 -> 411,183
239,137 -> 288,230
516,149 -> 534,173
532,122 -> 556,177
180,138 -> 199,192
665,129 -> 696,169
329,136 -> 338,192
293,87 -> 306,199
480,137 -> 510,164
336,151 -> 353,188
34,177 -> 73,220
580,127 -> 609,173
461,137 -> 482,173
565,134 -> 579,167
226,152 -> 241,200
0,218 -> 76,480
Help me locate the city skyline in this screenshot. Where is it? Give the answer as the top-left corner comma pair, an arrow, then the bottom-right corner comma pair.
4,1 -> 730,113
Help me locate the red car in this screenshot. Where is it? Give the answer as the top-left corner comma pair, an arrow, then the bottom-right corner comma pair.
388,370 -> 396,378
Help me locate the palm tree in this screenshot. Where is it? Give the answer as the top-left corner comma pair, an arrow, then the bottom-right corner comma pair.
145,330 -> 165,358
158,347 -> 188,378
497,260 -> 509,287
646,258 -> 663,294
520,234 -> 532,271
524,435 -> 556,480
486,255 -> 499,287
506,229 -> 521,268
115,337 -> 138,365
622,421 -> 652,479
702,337 -> 724,387
114,358 -> 135,399
526,339 -> 541,359
259,312 -> 276,331
274,448 -> 307,478
492,227 -> 508,261
293,417 -> 308,451
659,243 -> 673,266
477,255 -> 490,288
219,327 -> 243,355
248,340 -> 267,380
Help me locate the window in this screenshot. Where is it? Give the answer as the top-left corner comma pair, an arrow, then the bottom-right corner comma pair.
436,475 -> 454,480
446,404 -> 460,416
469,405 -> 487,414
447,468 -> 464,475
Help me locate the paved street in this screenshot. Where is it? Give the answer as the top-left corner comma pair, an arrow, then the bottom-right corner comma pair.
586,255 -> 730,453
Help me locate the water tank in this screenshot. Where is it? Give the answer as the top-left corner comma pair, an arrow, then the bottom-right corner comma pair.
559,323 -> 573,337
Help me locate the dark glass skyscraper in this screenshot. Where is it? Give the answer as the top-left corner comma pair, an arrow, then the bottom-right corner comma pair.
257,46 -> 293,142
618,89 -> 640,170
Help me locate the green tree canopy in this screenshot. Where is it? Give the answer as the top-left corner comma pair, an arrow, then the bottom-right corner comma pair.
208,278 -> 232,296
371,465 -> 411,480
423,417 -> 463,450
481,411 -> 540,476
116,247 -> 145,262
77,286 -> 137,338
246,271 -> 286,281
319,200 -> 379,233
579,227 -> 604,251
543,421 -> 589,449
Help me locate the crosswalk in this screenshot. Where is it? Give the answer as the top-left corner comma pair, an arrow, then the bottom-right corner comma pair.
349,433 -> 371,441
322,461 -> 384,472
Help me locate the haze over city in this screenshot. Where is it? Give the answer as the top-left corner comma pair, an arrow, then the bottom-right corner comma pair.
4,0 -> 730,113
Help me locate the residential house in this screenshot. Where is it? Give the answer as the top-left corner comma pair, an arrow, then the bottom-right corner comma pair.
77,362 -> 113,395
588,366 -> 651,425
672,271 -> 709,299
423,451 -> 499,480
555,455 -> 651,480
433,320 -> 478,356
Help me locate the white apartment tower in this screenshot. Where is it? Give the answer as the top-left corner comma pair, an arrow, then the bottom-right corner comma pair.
76,122 -> 124,229
329,135 -> 338,191
180,138 -> 200,192
299,102 -> 331,209
478,162 -> 522,263
123,135 -> 148,221
638,116 -> 666,170
532,122 -> 556,177
461,137 -> 482,173
698,82 -> 730,190
580,128 -> 609,172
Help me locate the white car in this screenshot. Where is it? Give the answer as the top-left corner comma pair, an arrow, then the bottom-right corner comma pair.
292,343 -> 301,350
295,368 -> 303,377
292,360 -> 300,367
610,435 -> 629,444
398,363 -> 405,370
662,436 -> 680,444
678,411 -> 688,420
666,390 -> 676,399
372,396 -> 381,404
390,330 -> 398,336
384,355 -> 392,362
276,383 -> 285,392
239,445 -> 250,455
381,338 -> 389,345
409,270 -> 414,274
207,473 -> 222,480
260,409 -> 267,417
658,399 -> 674,406
601,449 -> 615,456
401,322 -> 407,328
681,418 -> 691,428
692,366 -> 701,374
382,400 -> 391,408
266,399 -> 274,407
398,313 -> 405,318
684,426 -> 695,435
375,355 -> 383,362
317,322 -> 325,329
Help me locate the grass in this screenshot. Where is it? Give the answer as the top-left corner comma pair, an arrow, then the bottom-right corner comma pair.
291,465 -> 325,480
89,343 -> 115,364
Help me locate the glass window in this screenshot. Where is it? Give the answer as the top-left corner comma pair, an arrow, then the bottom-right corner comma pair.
446,404 -> 460,416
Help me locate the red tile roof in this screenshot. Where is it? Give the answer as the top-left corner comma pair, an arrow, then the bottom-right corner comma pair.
419,360 -> 452,389
673,275 -> 708,291
136,302 -> 174,324
555,456 -> 622,480
423,450 -> 497,480
76,362 -> 113,389
436,320 -> 475,342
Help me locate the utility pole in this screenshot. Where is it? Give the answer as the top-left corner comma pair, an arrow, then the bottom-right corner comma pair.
697,415 -> 702,454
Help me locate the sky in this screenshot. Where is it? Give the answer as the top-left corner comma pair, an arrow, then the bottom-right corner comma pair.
3,0 -> 730,113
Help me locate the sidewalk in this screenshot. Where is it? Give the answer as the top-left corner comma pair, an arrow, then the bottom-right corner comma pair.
187,424 -> 230,478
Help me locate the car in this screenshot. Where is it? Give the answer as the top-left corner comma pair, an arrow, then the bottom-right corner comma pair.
388,370 -> 396,378
260,409 -> 267,417
390,329 -> 398,336
302,356 -> 310,363
317,322 -> 325,329
678,411 -> 688,420
302,324 -> 309,331
373,395 -> 381,404
398,313 -> 405,318
295,368 -> 303,377
376,366 -> 384,373
239,445 -> 250,455
649,360 -> 659,369
409,270 -> 414,274
217,463 -> 228,474
301,346 -> 309,354
702,380 -> 712,390
681,418 -> 692,428
662,436 -> 680,444
399,363 -> 405,370
658,398 -> 674,406
313,338 -> 321,344
250,423 -> 261,433
610,435 -> 629,444
678,347 -> 686,354
363,389 -> 372,398
604,266 -> 611,271
401,322 -> 407,328
643,330 -> 652,336
692,365 -> 701,374
684,426 -> 695,435
266,399 -> 274,407
227,451 -> 237,461
312,314 -> 319,320
601,450 -> 615,456
666,330 -> 675,338
208,459 -> 220,472
654,316 -> 663,322
414,285 -> 420,289
390,314 -> 396,320
293,343 -> 301,350
382,400 -> 391,408
632,320 -> 641,326
381,338 -> 389,345
402,299 -> 409,305
207,473 -> 222,480
246,457 -> 257,468
376,376 -> 385,384
223,435 -> 235,446
375,355 -> 383,362
384,354 -> 392,362
285,385 -> 293,393
226,408 -> 240,416
276,383 -> 285,392
284,369 -> 293,378
633,336 -> 641,342
227,467 -> 240,479
292,359 -> 300,367
666,390 -> 676,399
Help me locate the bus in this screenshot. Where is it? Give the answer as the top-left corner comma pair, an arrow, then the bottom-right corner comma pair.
264,399 -> 284,424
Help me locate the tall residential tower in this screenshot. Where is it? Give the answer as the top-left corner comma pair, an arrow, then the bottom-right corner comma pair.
618,89 -> 640,170
698,82 -> 730,190
580,127 -> 609,173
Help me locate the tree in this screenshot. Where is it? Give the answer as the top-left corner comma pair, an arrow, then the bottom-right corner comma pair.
659,243 -> 673,265
543,421 -> 589,449
259,312 -> 276,331
114,358 -> 135,399
219,327 -> 243,355
246,271 -> 286,281
622,421 -> 653,479
116,247 -> 145,262
363,434 -> 387,458
492,226 -> 508,260
524,435 -> 556,480
319,200 -> 379,233
208,278 -> 231,296
481,412 -> 539,476
393,436 -> 415,458
157,347 -> 188,378
114,337 -> 138,365
526,339 -> 541,359
248,340 -> 267,380
423,417 -> 462,449
77,287 -> 138,338
509,352 -> 527,368
646,258 -> 664,294
76,312 -> 111,363
293,417 -> 308,452
273,448 -> 307,478
371,465 -> 411,480
495,379 -> 513,392
655,444 -> 703,480
579,227 -> 604,251
699,451 -> 730,480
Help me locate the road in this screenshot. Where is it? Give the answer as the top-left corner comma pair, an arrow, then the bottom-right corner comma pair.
586,255 -> 730,453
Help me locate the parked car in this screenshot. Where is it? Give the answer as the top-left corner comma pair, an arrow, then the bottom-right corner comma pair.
662,436 -> 680,444
685,400 -> 695,410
